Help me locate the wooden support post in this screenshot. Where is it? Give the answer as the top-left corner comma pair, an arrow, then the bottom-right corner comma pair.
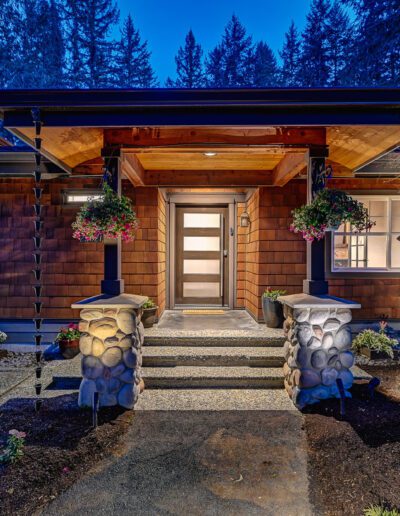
101,155 -> 124,296
303,146 -> 329,296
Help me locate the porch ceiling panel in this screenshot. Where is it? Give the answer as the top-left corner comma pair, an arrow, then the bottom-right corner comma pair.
134,151 -> 285,171
327,126 -> 400,171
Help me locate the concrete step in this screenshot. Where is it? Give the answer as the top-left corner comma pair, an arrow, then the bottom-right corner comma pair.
142,346 -> 285,367
135,388 -> 294,411
144,335 -> 285,348
142,366 -> 284,389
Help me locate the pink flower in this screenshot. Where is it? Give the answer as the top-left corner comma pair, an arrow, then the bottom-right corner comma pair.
62,466 -> 70,474
9,429 -> 26,439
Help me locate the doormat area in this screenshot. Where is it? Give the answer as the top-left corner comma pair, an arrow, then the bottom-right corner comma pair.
182,310 -> 226,315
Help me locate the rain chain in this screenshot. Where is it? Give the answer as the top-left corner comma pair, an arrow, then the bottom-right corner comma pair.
32,108 -> 44,412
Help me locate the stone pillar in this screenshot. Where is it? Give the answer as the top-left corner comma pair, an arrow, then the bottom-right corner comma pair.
71,294 -> 147,410
278,294 -> 360,409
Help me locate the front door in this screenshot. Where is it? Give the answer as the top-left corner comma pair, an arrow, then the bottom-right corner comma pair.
175,206 -> 229,306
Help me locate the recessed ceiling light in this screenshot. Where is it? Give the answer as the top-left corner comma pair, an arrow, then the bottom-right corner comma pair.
204,152 -> 217,157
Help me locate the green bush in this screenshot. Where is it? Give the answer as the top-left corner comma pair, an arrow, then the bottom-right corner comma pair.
352,329 -> 397,358
364,505 -> 400,516
263,287 -> 286,302
143,298 -> 157,309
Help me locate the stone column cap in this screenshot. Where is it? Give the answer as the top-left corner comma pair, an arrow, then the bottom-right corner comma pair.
71,293 -> 148,310
277,293 -> 361,309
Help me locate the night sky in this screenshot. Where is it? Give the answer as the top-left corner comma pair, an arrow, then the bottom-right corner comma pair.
116,0 -> 312,83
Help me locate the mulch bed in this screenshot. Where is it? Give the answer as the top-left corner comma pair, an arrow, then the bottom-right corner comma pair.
0,394 -> 133,516
304,367 -> 400,516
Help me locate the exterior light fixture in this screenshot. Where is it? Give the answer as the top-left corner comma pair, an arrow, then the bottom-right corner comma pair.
204,152 -> 217,157
240,211 -> 250,228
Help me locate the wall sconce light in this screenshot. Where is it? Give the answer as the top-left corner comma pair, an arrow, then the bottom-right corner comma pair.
240,211 -> 250,228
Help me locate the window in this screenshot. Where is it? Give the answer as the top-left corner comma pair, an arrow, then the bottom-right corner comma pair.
332,196 -> 400,272
63,190 -> 103,205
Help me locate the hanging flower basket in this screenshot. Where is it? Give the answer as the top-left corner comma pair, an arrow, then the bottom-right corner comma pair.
289,189 -> 375,242
72,184 -> 139,243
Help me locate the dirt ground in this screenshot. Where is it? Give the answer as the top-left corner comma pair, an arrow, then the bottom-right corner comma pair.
0,394 -> 132,516
305,366 -> 400,516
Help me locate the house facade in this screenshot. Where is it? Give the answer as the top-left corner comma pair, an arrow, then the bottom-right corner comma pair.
1,89 -> 400,323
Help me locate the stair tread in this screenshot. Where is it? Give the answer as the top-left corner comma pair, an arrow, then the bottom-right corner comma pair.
143,346 -> 285,358
135,388 -> 294,411
142,366 -> 284,378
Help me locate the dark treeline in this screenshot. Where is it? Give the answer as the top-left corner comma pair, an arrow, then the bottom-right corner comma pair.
0,0 -> 399,89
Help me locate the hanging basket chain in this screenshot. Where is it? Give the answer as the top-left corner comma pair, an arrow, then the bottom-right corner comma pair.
31,108 -> 43,413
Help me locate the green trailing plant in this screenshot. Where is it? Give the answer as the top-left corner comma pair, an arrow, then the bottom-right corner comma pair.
143,298 -> 157,309
352,329 -> 397,359
0,429 -> 26,464
0,330 -> 7,344
263,287 -> 287,302
364,505 -> 400,516
72,184 -> 139,243
55,323 -> 81,342
290,189 -> 375,242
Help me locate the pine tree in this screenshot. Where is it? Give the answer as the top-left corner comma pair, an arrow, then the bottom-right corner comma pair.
115,14 -> 157,88
342,0 -> 400,86
64,0 -> 119,88
168,30 -> 204,88
206,15 -> 255,87
280,21 -> 301,87
252,42 -> 280,87
41,0 -> 65,87
326,1 -> 352,85
299,0 -> 331,87
0,1 -> 20,87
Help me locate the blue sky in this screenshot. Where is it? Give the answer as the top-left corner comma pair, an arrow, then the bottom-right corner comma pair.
117,0 -> 312,83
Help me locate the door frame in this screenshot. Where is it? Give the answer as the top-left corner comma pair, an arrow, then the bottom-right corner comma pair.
166,192 -> 247,309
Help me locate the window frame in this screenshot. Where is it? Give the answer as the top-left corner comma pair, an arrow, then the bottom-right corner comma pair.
331,194 -> 400,273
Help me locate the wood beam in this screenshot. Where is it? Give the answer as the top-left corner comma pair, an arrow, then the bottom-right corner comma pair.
144,169 -> 273,187
120,152 -> 145,186
272,152 -> 309,186
104,127 -> 327,148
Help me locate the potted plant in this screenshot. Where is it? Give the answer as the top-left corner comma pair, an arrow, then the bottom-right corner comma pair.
55,323 -> 81,359
0,330 -> 7,344
290,189 -> 375,242
141,299 -> 158,328
262,288 -> 286,328
352,321 -> 398,360
72,184 -> 139,242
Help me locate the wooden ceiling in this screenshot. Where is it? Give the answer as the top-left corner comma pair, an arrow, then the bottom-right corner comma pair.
10,124 -> 400,187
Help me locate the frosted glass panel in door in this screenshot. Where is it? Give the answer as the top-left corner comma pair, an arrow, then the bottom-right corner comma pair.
184,213 -> 220,228
183,236 -> 220,251
184,259 -> 220,274
183,282 -> 220,297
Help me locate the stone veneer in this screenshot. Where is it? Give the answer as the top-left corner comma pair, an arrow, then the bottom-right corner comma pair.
71,294 -> 147,409
278,294 -> 360,409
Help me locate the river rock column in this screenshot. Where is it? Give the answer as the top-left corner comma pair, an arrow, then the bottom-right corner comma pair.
278,294 -> 360,409
71,294 -> 147,410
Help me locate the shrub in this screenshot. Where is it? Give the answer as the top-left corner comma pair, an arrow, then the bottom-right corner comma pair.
143,298 -> 157,309
352,329 -> 397,358
263,287 -> 287,302
0,330 -> 7,344
0,429 -> 26,464
364,505 -> 400,516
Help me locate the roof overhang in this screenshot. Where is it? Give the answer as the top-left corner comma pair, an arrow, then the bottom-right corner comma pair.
1,88 -> 400,127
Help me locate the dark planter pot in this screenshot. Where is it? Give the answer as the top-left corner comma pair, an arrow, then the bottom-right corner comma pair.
142,307 -> 158,328
361,347 -> 392,360
58,338 -> 80,359
262,297 -> 284,329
